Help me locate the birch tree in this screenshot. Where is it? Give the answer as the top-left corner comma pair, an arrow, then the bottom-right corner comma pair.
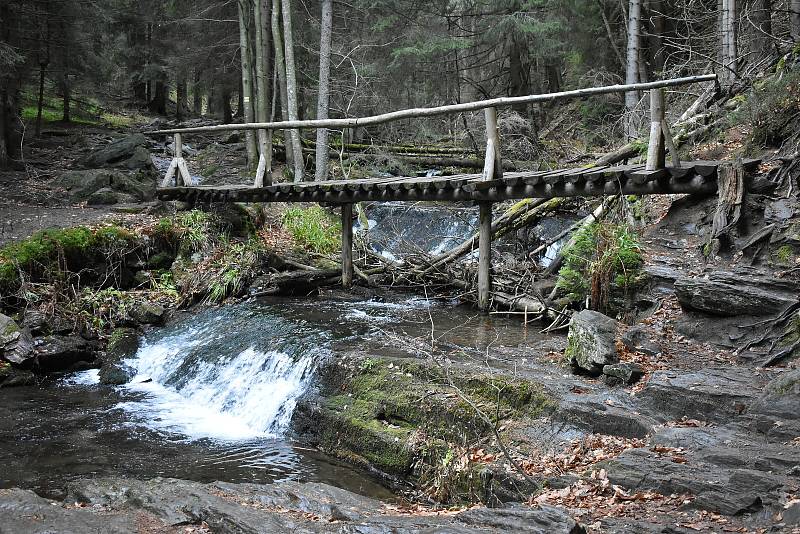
281,0 -> 304,181
315,0 -> 334,181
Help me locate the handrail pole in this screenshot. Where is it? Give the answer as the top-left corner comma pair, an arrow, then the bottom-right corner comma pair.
147,74 -> 717,136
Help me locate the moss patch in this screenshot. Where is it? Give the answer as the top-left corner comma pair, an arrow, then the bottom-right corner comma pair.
309,356 -> 553,502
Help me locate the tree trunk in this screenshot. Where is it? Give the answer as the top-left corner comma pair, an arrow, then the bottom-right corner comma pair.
222,87 -> 233,124
649,0 -> 665,75
280,0 -> 305,181
625,0 -> 642,139
193,72 -> 202,114
791,0 -> 800,41
35,63 -> 47,137
149,81 -> 167,115
238,0 -> 258,169
62,70 -> 71,123
315,0 -> 333,181
272,0 -> 296,173
721,0 -> 738,85
745,0 -> 773,60
253,0 -> 273,177
176,78 -> 187,122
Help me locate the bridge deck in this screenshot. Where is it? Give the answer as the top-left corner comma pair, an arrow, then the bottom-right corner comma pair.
156,159 -> 759,204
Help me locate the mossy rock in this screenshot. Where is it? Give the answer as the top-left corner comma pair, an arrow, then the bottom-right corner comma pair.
296,356 -> 554,488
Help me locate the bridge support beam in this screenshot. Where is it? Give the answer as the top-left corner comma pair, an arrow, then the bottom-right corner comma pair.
477,201 -> 492,312
341,203 -> 353,288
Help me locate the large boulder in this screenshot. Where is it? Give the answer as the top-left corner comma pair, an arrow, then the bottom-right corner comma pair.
54,168 -> 155,203
564,309 -> 620,376
1,313 -> 34,365
675,271 -> 797,316
34,335 -> 98,372
81,133 -> 155,171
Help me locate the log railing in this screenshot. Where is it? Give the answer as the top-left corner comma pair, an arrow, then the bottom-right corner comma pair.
149,73 -> 717,309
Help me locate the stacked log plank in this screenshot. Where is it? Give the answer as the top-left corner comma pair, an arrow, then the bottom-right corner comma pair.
156,159 -> 760,204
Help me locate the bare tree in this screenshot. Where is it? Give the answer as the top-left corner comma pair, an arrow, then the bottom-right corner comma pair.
238,0 -> 259,169
791,0 -> 800,40
271,0 -> 295,172
281,0 -> 304,181
253,0 -> 272,177
625,0 -> 642,139
315,0 -> 333,181
720,0 -> 738,85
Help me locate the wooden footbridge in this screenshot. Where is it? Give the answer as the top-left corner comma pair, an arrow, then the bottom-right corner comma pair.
150,74 -> 755,311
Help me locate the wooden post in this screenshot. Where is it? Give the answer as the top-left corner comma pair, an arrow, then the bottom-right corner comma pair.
645,88 -> 665,171
661,121 -> 681,168
477,201 -> 492,312
484,107 -> 503,180
161,132 -> 192,187
341,203 -> 353,288
254,129 -> 272,187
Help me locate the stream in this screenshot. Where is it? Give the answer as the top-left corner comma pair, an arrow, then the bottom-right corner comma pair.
0,293 -> 544,501
0,203 -> 570,502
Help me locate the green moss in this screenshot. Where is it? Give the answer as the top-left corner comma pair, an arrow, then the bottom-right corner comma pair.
0,225 -> 137,292
313,357 -> 553,487
556,222 -> 645,312
282,206 -> 341,255
773,245 -> 795,266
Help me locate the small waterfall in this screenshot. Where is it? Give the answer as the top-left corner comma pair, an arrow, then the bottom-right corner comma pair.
118,303 -> 325,441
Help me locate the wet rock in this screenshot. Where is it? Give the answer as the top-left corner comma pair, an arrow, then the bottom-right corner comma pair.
621,325 -> 661,356
638,367 -> 767,423
128,301 -> 165,325
0,365 -> 36,387
21,310 -> 73,335
99,328 -> 139,385
1,313 -> 34,365
54,168 -> 156,202
565,310 -> 619,376
81,133 -> 155,171
34,335 -> 98,372
603,362 -> 645,386
605,448 -> 783,515
65,477 -> 585,533
0,488 -> 136,533
674,272 -> 797,316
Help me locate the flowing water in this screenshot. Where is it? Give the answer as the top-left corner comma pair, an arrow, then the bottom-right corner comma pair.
0,291 -> 543,501
1,202 -> 571,501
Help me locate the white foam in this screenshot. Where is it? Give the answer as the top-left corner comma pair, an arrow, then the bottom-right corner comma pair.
115,317 -> 320,442
61,369 -> 100,386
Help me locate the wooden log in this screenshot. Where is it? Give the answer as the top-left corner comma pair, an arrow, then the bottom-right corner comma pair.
254,129 -> 272,187
150,74 -> 717,135
341,203 -> 354,288
484,107 -> 503,180
646,88 -> 666,171
661,121 -> 680,168
478,201 -> 493,313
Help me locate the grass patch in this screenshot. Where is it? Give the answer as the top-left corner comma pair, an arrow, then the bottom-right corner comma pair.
282,206 -> 341,254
